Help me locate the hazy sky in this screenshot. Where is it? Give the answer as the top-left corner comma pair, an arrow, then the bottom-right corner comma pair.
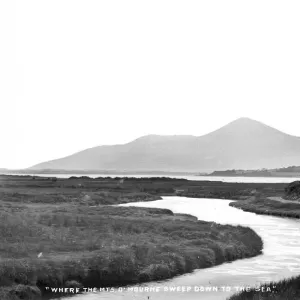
1,1 -> 300,169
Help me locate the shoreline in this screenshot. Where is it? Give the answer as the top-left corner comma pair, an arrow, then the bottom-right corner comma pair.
0,175 -> 265,300
228,275 -> 300,300
229,198 -> 300,219
4,174 -> 300,300
39,208 -> 264,299
42,203 -> 263,300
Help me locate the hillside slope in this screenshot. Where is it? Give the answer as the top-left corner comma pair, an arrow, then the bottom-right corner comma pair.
29,118 -> 300,172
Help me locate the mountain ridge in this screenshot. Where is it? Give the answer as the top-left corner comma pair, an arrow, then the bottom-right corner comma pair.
29,118 -> 300,172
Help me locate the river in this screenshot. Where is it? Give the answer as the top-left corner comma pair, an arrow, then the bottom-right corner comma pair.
59,196 -> 300,300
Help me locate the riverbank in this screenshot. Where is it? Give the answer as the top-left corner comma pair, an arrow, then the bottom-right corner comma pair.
0,203 -> 263,299
0,175 -> 265,299
227,182 -> 300,300
0,174 -> 287,204
228,276 -> 300,300
230,198 -> 300,219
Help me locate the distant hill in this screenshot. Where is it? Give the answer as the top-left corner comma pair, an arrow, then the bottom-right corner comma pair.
29,118 -> 300,172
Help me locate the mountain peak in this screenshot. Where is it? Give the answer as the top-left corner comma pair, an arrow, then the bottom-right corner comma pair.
225,117 -> 272,129
236,117 -> 253,121
29,117 -> 300,172
230,117 -> 262,125
208,117 -> 284,138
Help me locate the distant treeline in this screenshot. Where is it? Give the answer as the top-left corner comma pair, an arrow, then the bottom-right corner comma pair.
69,176 -> 188,181
209,165 -> 300,177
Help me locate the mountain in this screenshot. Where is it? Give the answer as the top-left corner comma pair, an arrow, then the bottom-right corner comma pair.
29,118 -> 300,172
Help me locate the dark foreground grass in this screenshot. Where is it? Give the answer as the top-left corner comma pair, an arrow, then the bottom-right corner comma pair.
228,276 -> 300,300
0,200 -> 263,300
230,197 -> 300,219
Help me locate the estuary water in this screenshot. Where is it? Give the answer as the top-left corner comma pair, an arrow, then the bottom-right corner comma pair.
60,196 -> 300,300
4,172 -> 299,183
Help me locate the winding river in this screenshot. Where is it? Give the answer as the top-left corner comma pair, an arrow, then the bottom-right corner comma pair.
60,196 -> 300,300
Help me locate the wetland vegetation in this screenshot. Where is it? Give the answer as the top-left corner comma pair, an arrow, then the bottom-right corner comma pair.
0,175 -> 267,299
